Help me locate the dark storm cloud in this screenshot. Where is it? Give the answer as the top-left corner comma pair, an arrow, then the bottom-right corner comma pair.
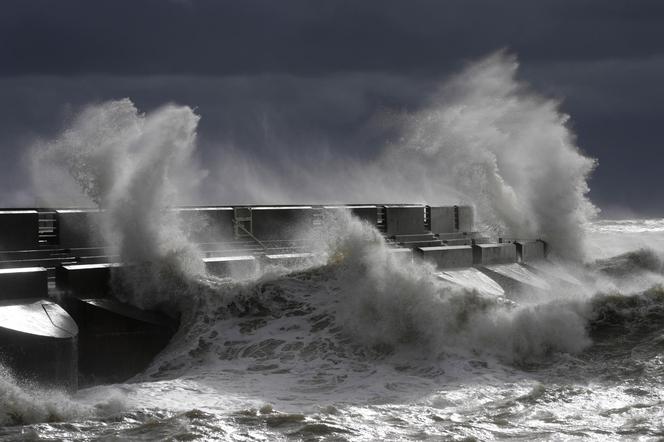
2,0 -> 664,76
0,0 -> 663,216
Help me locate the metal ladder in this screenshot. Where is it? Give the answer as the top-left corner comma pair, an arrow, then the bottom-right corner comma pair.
37,210 -> 58,247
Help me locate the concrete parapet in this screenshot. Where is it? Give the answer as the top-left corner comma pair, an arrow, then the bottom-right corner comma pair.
250,206 -> 314,241
429,206 -> 456,234
385,205 -> 426,235
204,255 -> 258,279
515,240 -> 546,263
56,263 -> 121,297
324,205 -> 378,227
0,267 -> 48,300
457,206 -> 474,232
417,245 -> 473,269
0,210 -> 39,251
57,209 -> 104,248
473,243 -> 517,265
176,207 -> 234,243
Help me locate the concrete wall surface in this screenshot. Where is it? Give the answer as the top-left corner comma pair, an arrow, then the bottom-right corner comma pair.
418,245 -> 473,269
473,243 -> 517,265
429,206 -> 456,234
57,210 -> 104,249
204,255 -> 257,279
457,206 -> 474,232
176,207 -> 234,243
323,205 -> 378,227
250,207 -> 314,240
0,210 -> 39,251
385,206 -> 426,235
515,240 -> 546,263
55,263 -> 119,297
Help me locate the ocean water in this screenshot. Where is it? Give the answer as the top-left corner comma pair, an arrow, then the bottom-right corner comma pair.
1,217 -> 664,441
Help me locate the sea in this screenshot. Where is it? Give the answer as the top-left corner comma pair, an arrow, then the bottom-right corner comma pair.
1,217 -> 663,441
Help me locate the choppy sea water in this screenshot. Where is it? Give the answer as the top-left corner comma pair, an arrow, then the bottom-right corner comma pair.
2,218 -> 664,441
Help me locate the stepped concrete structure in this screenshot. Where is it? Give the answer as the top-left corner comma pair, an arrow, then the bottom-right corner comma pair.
0,204 -> 546,389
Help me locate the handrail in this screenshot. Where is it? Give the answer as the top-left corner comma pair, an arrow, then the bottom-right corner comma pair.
232,219 -> 268,251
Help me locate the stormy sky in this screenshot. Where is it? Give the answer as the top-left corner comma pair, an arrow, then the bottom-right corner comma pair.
1,0 -> 663,217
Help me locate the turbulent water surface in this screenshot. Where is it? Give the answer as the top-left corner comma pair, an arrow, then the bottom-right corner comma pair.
1,217 -> 663,441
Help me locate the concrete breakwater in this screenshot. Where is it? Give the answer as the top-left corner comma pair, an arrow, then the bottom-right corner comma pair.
0,204 -> 546,390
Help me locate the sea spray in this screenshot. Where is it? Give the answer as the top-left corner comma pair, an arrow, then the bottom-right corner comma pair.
32,99 -> 207,309
201,52 -> 597,260
380,51 -> 598,261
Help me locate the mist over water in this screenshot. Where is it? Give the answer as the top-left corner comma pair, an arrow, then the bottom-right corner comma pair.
3,52 -> 662,440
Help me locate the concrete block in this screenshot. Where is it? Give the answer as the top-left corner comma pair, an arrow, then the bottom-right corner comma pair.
55,263 -> 121,297
443,238 -> 471,246
516,240 -> 546,263
0,267 -> 48,300
457,206 -> 474,232
473,243 -> 517,265
417,245 -> 473,269
437,232 -> 470,240
175,207 -> 234,243
0,299 -> 78,390
0,210 -> 39,251
57,209 -> 104,248
263,252 -> 314,267
393,233 -> 436,242
429,206 -> 456,234
250,206 -> 314,241
480,263 -> 551,292
204,255 -> 258,279
384,205 -> 426,235
399,240 -> 443,248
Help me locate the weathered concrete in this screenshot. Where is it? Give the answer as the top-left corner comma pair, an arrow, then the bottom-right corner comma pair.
204,255 -> 258,279
176,207 -> 234,243
417,245 -> 474,269
57,209 -> 104,248
0,267 -> 48,300
0,210 -> 39,251
473,243 -> 517,265
515,240 -> 546,263
385,205 -> 426,235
